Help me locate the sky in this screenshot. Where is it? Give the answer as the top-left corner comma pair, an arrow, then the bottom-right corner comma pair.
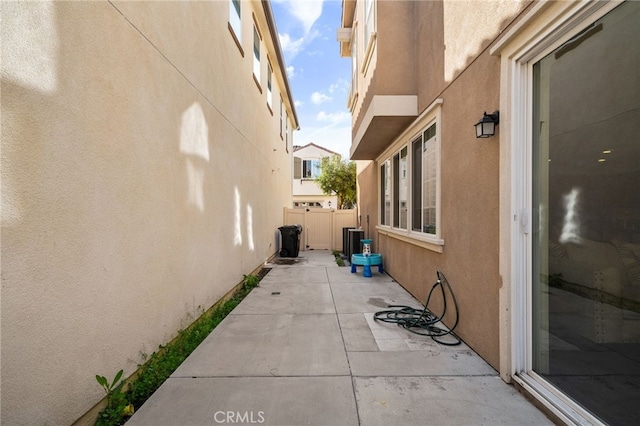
271,0 -> 352,159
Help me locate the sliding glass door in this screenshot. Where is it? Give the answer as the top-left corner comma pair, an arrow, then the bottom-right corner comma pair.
530,2 -> 640,423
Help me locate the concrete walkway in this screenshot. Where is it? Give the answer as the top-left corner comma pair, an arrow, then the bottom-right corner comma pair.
128,250 -> 552,426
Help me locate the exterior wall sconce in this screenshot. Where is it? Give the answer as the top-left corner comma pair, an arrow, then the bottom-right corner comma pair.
474,111 -> 499,138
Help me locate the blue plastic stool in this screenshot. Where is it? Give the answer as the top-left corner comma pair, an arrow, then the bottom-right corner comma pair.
351,253 -> 383,277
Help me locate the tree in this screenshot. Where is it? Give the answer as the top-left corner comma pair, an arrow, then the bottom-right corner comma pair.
316,156 -> 356,209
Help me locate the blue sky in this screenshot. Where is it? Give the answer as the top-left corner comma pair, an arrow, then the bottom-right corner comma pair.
271,0 -> 352,159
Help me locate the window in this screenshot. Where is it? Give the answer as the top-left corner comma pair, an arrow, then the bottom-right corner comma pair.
380,160 -> 390,226
380,120 -> 439,238
229,0 -> 242,50
294,158 -> 321,179
411,123 -> 437,234
285,113 -> 289,151
267,62 -> 273,110
302,159 -> 321,179
279,98 -> 283,138
393,147 -> 408,229
253,26 -> 261,84
364,0 -> 375,47
294,202 -> 322,208
347,25 -> 358,109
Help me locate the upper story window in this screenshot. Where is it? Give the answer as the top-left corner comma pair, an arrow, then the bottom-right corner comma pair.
348,25 -> 358,110
267,62 -> 273,110
303,159 -> 321,179
279,97 -> 284,138
294,158 -> 321,179
285,113 -> 289,151
253,25 -> 261,85
364,0 -> 375,48
361,0 -> 377,76
229,0 -> 242,52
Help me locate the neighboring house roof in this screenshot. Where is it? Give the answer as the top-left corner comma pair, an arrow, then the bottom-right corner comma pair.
293,142 -> 341,156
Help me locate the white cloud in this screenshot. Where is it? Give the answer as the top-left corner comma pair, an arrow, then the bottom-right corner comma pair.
274,0 -> 323,62
329,79 -> 349,94
286,66 -> 296,78
316,111 -> 351,124
294,100 -> 305,108
311,91 -> 332,105
282,0 -> 324,35
279,32 -> 305,58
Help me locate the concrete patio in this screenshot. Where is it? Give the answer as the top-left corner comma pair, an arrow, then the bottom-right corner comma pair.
127,250 -> 552,426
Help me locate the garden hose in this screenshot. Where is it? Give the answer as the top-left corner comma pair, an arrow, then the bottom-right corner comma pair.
374,271 -> 461,346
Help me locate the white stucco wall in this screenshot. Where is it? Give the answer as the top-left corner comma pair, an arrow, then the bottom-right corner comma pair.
1,1 -> 295,424
292,144 -> 338,206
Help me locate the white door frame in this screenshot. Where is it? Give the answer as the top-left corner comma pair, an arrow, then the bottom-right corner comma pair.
493,1 -> 623,424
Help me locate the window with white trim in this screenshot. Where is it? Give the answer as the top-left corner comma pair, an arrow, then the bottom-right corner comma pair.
379,120 -> 440,237
285,112 -> 289,151
413,123 -> 437,234
350,25 -> 357,102
266,62 -> 273,110
380,159 -> 390,226
279,97 -> 283,138
253,25 -> 261,83
364,0 -> 375,48
393,147 -> 408,229
302,159 -> 321,179
229,0 -> 241,43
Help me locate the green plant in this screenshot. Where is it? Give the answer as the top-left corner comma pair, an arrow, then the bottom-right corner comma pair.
93,271 -> 263,424
241,274 -> 260,293
125,273 -> 262,413
95,370 -> 133,426
332,250 -> 345,267
127,300 -> 238,409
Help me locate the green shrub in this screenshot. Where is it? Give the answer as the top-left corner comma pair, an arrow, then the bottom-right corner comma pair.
95,274 -> 260,425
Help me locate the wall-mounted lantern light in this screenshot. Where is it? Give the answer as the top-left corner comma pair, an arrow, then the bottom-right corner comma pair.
474,111 -> 500,138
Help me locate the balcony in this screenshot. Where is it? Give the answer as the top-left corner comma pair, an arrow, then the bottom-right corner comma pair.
350,94 -> 417,160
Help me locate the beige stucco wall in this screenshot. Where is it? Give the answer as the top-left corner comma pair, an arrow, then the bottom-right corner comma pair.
355,161 -> 377,229
1,1 -> 295,424
351,0 -> 530,371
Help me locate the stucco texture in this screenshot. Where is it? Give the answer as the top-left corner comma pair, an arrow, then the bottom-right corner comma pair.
1,1 -> 293,424
374,49 -> 501,370
351,0 -> 529,371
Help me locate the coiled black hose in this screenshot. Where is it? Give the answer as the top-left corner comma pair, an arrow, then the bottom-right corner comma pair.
374,271 -> 461,346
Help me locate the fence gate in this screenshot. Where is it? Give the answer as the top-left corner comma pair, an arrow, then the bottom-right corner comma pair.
305,209 -> 332,250
283,208 -> 357,251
